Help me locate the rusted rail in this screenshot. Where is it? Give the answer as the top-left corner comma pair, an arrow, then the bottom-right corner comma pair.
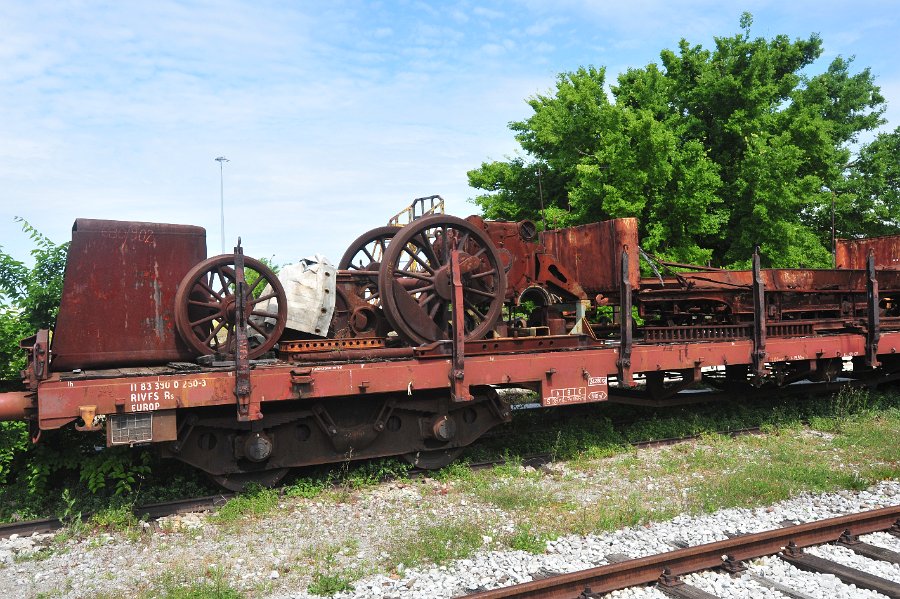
464,505 -> 900,598
0,494 -> 234,540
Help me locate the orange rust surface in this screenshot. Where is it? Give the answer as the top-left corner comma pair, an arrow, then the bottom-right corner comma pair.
29,328 -> 900,429
837,235 -> 900,270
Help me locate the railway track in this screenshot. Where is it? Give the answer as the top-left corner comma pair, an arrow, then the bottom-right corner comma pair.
0,426 -> 764,541
0,494 -> 233,540
463,505 -> 900,598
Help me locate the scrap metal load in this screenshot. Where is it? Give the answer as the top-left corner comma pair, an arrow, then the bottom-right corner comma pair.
2,205 -> 899,489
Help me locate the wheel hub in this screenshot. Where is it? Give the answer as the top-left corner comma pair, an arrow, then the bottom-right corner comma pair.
433,265 -> 453,301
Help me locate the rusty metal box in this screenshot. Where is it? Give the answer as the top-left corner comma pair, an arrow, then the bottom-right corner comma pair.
836,235 -> 900,270
541,218 -> 640,296
51,219 -> 207,370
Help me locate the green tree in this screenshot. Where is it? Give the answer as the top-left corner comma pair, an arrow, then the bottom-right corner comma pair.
0,219 -> 68,485
0,218 -> 68,379
837,126 -> 900,237
468,13 -> 892,267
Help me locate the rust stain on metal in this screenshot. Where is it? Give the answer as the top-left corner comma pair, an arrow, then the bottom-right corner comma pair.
51,219 -> 207,371
541,217 -> 640,298
837,235 -> 900,269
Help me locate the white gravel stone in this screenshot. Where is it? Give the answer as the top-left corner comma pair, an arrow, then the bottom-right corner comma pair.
1,477 -> 898,598
861,530 -> 900,553
806,543 -> 900,584
749,554 -> 887,599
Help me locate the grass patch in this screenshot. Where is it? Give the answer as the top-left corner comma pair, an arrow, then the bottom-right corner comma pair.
210,486 -> 279,524
284,478 -> 328,499
138,565 -> 243,599
507,523 -> 550,553
297,541 -> 362,597
13,546 -> 55,563
558,491 -> 679,536
479,395 -> 900,543
388,519 -> 485,568
308,571 -> 353,596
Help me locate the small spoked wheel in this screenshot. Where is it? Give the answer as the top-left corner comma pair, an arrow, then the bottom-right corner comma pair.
174,255 -> 287,359
338,225 -> 403,310
378,215 -> 507,345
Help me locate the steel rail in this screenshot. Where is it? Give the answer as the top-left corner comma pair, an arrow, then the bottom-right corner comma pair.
0,494 -> 233,540
464,505 -> 900,598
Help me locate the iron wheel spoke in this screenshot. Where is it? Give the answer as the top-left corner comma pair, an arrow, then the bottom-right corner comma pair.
466,287 -> 496,300
204,320 -> 226,344
248,319 -> 269,337
469,268 -> 497,281
396,269 -> 434,283
190,313 -> 221,327
197,279 -> 223,300
417,232 -> 440,266
464,299 -> 486,322
250,292 -> 278,305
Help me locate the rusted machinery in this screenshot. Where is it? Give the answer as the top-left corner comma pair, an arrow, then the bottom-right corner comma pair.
2,211 -> 899,489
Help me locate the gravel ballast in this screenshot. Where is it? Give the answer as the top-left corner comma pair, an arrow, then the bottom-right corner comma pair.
1,477 -> 898,599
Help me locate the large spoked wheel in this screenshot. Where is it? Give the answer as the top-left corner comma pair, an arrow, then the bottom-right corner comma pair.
338,225 -> 402,311
338,225 -> 430,307
174,255 -> 287,359
339,225 -> 402,272
378,215 -> 507,345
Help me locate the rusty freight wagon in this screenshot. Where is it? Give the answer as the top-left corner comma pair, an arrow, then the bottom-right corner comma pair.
2,207 -> 899,489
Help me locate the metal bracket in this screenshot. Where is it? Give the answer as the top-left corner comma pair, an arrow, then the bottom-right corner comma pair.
449,248 -> 472,401
19,329 -> 50,391
751,249 -> 767,384
373,400 -> 396,432
617,247 -> 634,387
232,239 -> 258,422
866,251 -> 881,368
721,554 -> 747,575
837,528 -> 861,546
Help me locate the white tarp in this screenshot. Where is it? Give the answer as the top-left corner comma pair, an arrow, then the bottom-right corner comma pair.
258,255 -> 336,337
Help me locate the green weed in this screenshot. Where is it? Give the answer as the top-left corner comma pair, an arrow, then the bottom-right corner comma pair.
284,478 -> 328,499
388,520 -> 485,567
140,564 -> 243,599
211,486 -> 279,524
307,571 -> 353,596
507,523 -> 549,554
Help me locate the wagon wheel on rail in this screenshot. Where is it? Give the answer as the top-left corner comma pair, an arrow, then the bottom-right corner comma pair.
402,448 -> 464,469
378,214 -> 507,345
209,467 -> 290,492
174,255 -> 287,359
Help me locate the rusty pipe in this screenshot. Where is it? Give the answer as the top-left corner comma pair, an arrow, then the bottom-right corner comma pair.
0,392 -> 33,421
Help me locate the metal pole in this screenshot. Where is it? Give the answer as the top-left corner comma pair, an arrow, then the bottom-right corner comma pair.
215,156 -> 229,254
536,165 -> 547,233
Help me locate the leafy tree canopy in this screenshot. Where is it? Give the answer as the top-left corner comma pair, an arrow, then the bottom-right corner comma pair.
468,13 -> 897,267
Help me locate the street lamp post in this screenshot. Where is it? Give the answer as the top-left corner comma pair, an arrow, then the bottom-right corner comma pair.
215,156 -> 229,254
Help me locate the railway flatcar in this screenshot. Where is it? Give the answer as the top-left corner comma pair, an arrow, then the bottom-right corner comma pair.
1,210 -> 898,490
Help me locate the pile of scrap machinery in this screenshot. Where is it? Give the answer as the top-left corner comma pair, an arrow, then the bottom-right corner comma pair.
1,195 -> 898,489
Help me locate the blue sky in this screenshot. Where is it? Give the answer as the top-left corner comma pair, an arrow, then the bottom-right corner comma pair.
2,1 -> 899,265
